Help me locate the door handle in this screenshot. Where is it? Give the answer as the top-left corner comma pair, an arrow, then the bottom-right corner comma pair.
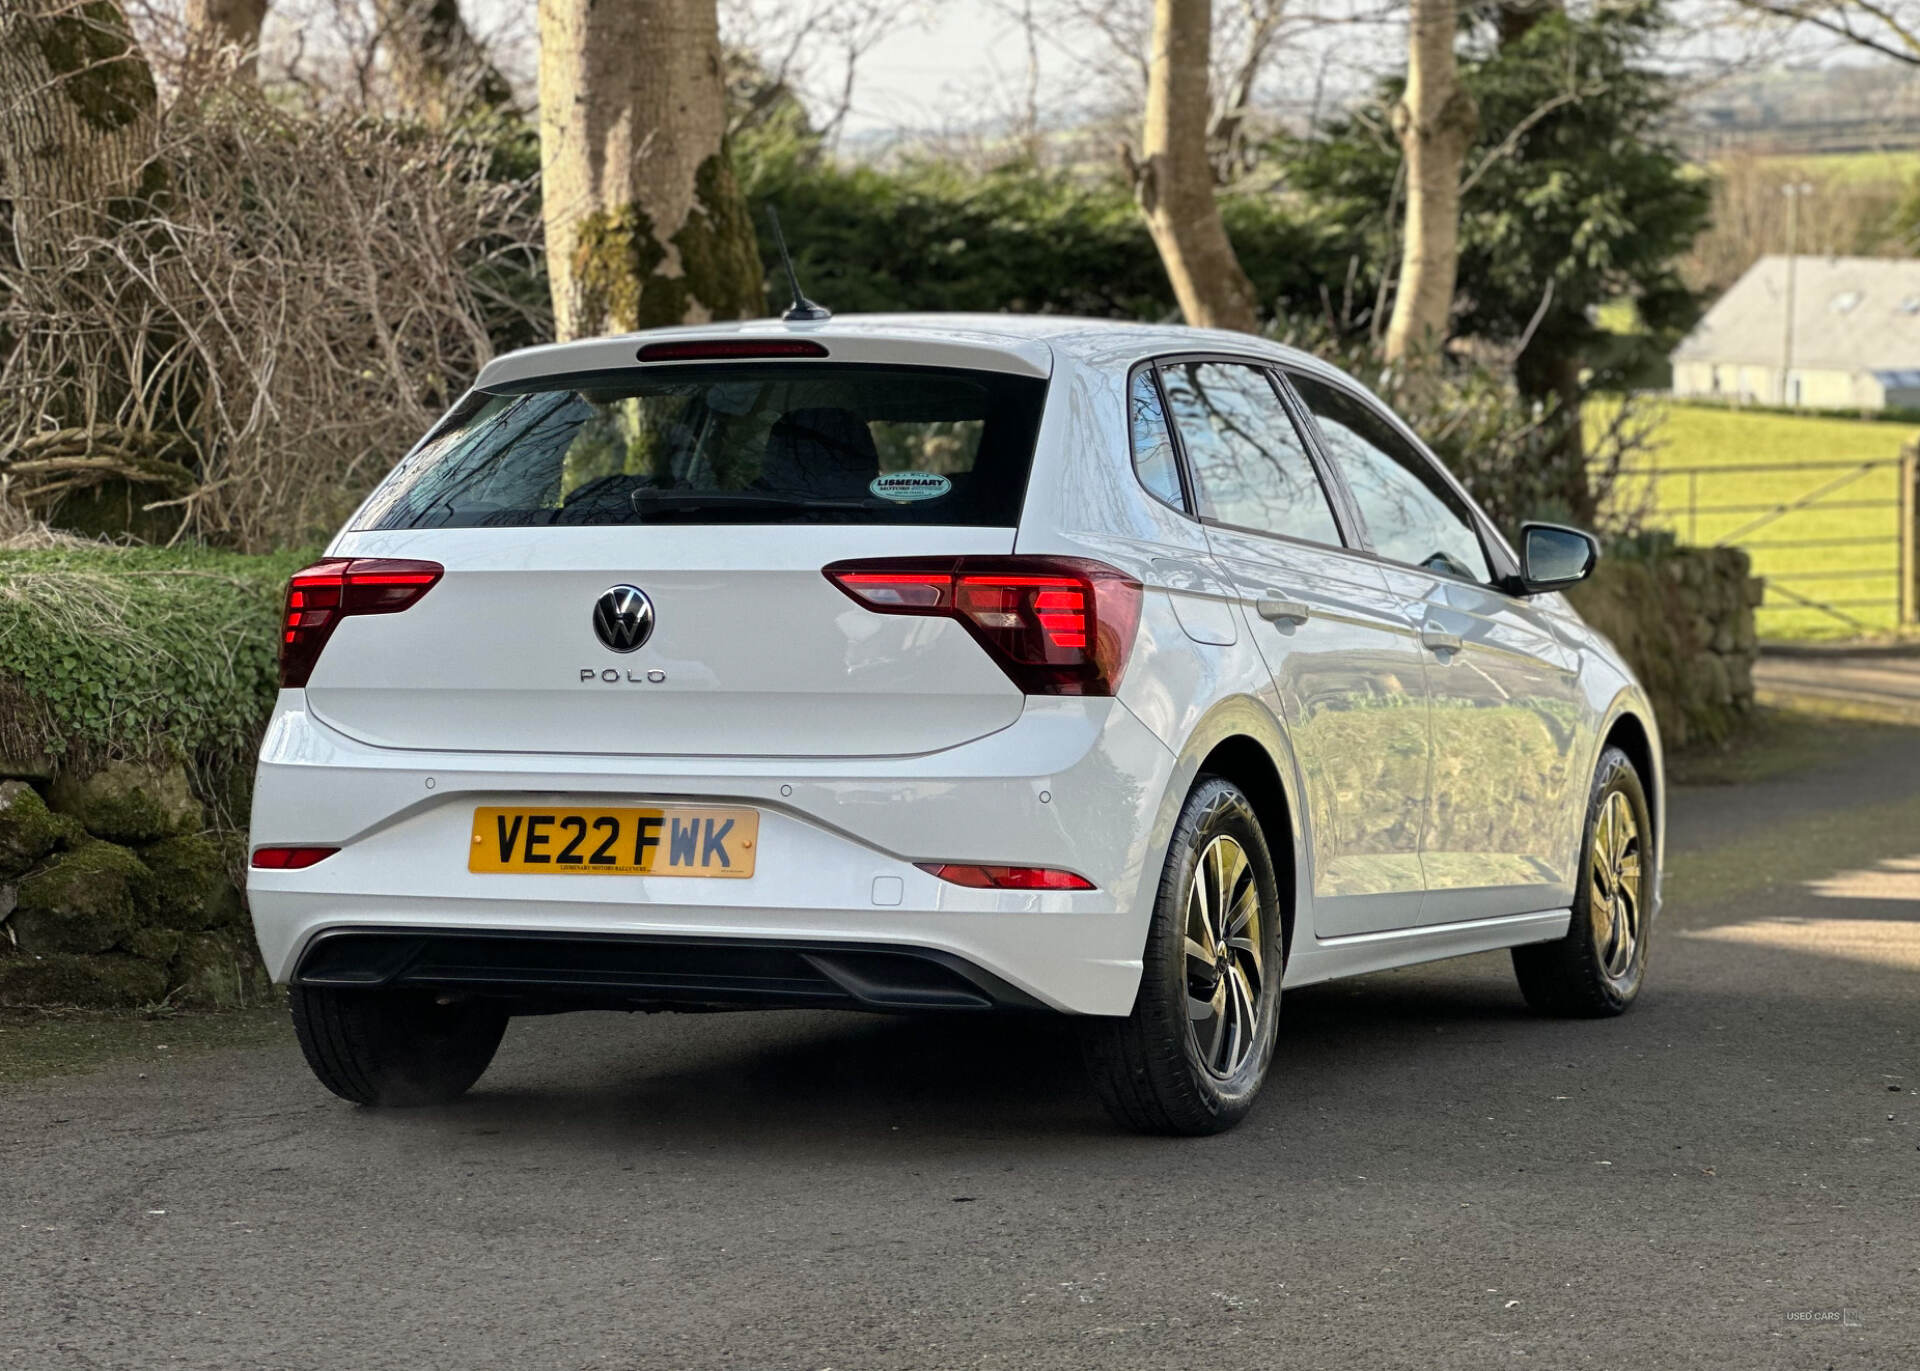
1257,596 -> 1311,624
1420,628 -> 1464,654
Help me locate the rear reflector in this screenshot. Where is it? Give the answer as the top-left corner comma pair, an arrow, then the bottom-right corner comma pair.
824,556 -> 1142,696
280,558 -> 443,688
918,863 -> 1095,891
637,339 -> 829,362
250,846 -> 339,870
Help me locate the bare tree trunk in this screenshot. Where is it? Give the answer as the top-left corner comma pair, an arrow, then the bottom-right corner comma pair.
0,0 -> 180,532
0,0 -> 161,272
184,0 -> 268,79
1130,0 -> 1257,333
374,0 -> 514,125
1383,0 -> 1476,376
537,0 -> 764,341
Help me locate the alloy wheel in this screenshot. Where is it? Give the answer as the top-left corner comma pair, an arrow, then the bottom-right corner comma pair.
1183,834 -> 1267,1078
1588,789 -> 1644,982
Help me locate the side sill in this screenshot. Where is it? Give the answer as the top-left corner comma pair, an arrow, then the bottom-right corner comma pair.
1283,909 -> 1571,990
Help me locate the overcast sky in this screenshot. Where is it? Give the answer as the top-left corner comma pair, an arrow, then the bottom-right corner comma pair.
256,0 -> 1900,148
713,0 -> 1408,142
708,0 -> 1856,145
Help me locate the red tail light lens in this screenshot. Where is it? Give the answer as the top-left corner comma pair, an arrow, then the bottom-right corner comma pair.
824,556 -> 1142,696
919,863 -> 1095,890
279,558 -> 443,688
250,846 -> 339,870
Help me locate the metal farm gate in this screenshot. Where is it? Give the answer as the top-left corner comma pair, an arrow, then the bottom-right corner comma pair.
1624,448 -> 1919,637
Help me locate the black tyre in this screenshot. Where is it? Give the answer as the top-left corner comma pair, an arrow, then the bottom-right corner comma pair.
1082,775 -> 1284,1136
1512,745 -> 1653,1017
289,986 -> 508,1106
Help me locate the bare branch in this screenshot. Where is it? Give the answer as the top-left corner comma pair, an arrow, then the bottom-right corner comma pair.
1730,0 -> 1920,64
1458,83 -> 1600,198
0,59 -> 546,548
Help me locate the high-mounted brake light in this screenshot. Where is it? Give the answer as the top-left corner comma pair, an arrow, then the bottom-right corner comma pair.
636,339 -> 829,362
250,846 -> 339,870
824,556 -> 1142,696
279,558 -> 443,688
919,863 -> 1095,891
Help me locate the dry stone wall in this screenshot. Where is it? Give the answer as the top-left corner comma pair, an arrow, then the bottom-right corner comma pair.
1566,546 -> 1763,750
0,759 -> 269,1009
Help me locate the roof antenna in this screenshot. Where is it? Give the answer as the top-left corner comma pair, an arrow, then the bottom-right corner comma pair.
766,205 -> 831,323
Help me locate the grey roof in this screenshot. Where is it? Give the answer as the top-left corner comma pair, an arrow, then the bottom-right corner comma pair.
1672,255 -> 1920,371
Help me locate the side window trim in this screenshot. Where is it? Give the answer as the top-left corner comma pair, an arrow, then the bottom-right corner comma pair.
1262,367 -> 1368,550
1126,359 -> 1195,516
1282,367 -> 1506,588
1148,350 -> 1356,553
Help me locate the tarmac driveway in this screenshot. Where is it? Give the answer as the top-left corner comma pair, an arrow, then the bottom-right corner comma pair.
1757,644 -> 1920,720
4,728 -> 1918,1369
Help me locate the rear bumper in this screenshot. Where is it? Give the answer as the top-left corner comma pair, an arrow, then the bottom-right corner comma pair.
247,692 -> 1178,1015
294,928 -> 1048,1013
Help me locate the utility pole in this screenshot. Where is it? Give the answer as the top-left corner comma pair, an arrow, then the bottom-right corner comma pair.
1781,182 -> 1813,408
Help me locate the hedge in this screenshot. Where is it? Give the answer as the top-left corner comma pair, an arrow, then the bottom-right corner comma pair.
0,545 -> 304,811
737,134 -> 1345,326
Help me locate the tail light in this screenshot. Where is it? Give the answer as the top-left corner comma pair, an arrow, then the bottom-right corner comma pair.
824,556 -> 1142,696
919,863 -> 1094,890
250,846 -> 338,870
279,558 -> 443,688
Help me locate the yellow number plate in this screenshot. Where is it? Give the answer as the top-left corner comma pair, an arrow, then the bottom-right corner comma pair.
469,806 -> 758,878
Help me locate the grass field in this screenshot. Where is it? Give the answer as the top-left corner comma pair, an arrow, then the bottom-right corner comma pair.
1598,400 -> 1918,640
1742,149 -> 1920,185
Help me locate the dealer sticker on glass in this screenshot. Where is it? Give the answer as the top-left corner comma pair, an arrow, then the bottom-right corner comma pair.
870,472 -> 952,503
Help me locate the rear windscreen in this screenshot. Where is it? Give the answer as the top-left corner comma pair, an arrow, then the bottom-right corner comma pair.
352,363 -> 1049,529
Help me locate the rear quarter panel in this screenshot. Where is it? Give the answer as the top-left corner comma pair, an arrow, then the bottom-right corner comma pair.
1013,349 -> 1321,951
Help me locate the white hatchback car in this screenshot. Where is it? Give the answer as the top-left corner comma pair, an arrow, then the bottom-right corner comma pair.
248,314 -> 1661,1134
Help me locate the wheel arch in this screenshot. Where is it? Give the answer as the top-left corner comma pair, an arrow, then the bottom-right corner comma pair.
1600,708 -> 1659,833
1194,735 -> 1297,962
1146,696 -> 1307,963
1594,696 -> 1665,922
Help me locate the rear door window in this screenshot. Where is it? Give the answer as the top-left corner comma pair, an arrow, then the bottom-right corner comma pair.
353,364 -> 1048,528
1289,373 -> 1492,583
1158,360 -> 1342,547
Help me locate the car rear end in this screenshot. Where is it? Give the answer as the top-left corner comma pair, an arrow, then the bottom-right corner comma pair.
247,324 -> 1178,1018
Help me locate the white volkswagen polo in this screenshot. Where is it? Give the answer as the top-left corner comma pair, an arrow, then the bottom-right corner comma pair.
247,313 -> 1661,1134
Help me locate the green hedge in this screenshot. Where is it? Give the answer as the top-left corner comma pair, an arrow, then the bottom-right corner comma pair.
738,134 -> 1343,325
0,546 -> 304,791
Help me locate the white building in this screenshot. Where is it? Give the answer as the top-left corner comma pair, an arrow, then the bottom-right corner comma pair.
1671,255 -> 1920,411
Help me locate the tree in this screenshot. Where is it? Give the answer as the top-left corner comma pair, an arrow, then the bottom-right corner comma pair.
183,0 -> 268,79
0,1 -> 187,526
536,0 -> 764,340
1128,0 -> 1258,332
1382,0 -> 1475,376
1493,0 -> 1557,44
1289,2 -> 1710,522
1461,6 -> 1706,481
0,0 -> 161,273
374,0 -> 515,125
735,125 -> 1338,320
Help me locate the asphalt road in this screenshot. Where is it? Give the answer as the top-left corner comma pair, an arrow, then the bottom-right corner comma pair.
6,734 -> 1920,1370
1757,646 -> 1920,721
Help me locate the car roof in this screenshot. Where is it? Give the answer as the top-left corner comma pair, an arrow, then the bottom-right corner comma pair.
473,313 -> 1350,391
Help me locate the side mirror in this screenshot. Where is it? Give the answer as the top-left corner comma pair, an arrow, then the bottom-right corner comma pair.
1518,522 -> 1598,593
